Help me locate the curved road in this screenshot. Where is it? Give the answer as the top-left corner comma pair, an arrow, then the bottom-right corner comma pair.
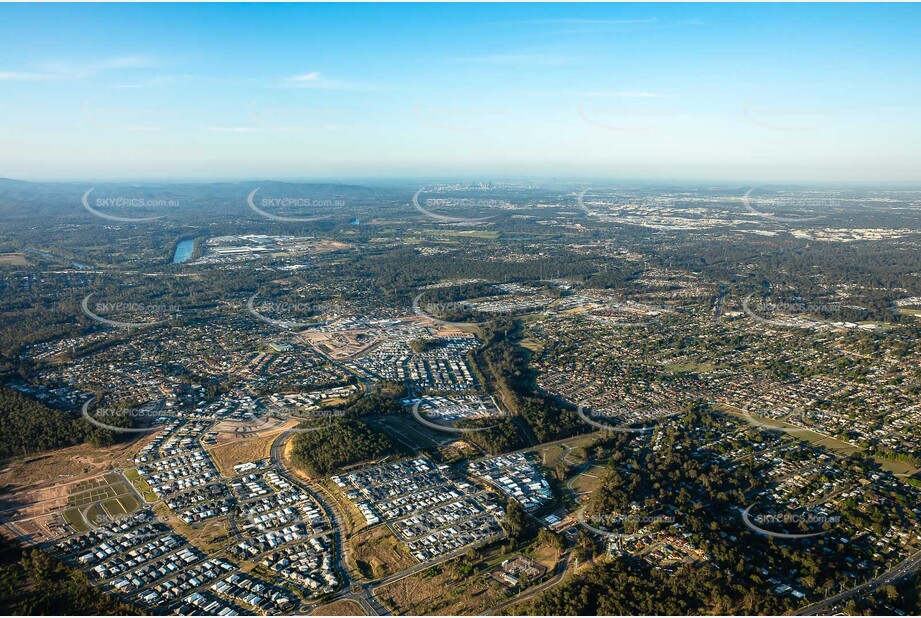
485,551 -> 571,615
410,400 -> 496,434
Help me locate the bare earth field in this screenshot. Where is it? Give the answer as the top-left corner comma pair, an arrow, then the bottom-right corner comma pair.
309,599 -> 367,616
0,436 -> 148,490
0,437 -> 151,542
348,524 -> 416,580
0,252 -> 29,266
376,558 -> 511,615
210,416 -> 290,446
207,419 -> 296,476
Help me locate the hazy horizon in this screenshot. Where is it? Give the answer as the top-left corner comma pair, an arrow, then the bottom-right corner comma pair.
1,3 -> 920,182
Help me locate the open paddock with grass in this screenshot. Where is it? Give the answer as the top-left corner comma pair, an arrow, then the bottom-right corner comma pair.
0,252 -> 29,266
368,414 -> 453,451
348,524 -> 417,580
375,553 -> 511,615
206,419 -> 295,476
310,600 -> 366,616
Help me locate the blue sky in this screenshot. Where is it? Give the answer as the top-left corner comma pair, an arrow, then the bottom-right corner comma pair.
1,3 -> 919,182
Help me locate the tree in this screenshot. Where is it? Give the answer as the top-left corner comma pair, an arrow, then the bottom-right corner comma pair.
504,499 -> 528,543
538,528 -> 564,557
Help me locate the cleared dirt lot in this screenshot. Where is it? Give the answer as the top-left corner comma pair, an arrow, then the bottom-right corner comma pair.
0,436 -> 149,491
210,416 -> 289,446
0,434 -> 154,543
207,419 -> 296,476
0,252 -> 29,266
348,524 -> 416,580
376,557 -> 510,615
2,469 -> 141,542
309,599 -> 366,616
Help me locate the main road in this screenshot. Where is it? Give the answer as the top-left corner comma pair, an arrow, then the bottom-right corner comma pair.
270,425 -> 594,616
793,549 -> 921,615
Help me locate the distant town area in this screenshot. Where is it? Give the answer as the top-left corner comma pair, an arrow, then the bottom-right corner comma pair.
0,179 -> 919,616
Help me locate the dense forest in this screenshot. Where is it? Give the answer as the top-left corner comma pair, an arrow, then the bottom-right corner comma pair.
0,539 -> 139,615
341,382 -> 407,418
472,322 -> 584,444
520,555 -> 790,615
458,417 -> 525,455
289,417 -> 396,476
0,386 -> 115,457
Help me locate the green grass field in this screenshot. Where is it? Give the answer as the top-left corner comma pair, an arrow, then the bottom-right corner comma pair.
117,493 -> 140,513
125,468 -> 158,503
719,404 -> 915,477
62,507 -> 90,532
65,472 -> 142,528
665,360 -> 716,373
85,503 -> 108,527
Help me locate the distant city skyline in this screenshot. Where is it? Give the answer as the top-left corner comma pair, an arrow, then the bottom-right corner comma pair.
1,3 -> 920,182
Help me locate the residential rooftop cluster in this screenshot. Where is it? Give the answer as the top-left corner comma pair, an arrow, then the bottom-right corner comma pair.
332,456 -> 504,563
528,293 -> 921,459
468,453 -> 553,512
412,395 -> 504,423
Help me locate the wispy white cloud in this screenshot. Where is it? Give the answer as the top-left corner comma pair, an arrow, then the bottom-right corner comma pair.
0,71 -> 60,81
574,91 -> 667,99
206,124 -> 338,133
281,71 -> 373,91
289,71 -> 322,83
108,74 -> 193,89
482,17 -> 658,40
460,53 -> 569,66
2,55 -> 159,82
91,55 -> 158,71
206,126 -> 263,133
508,18 -> 657,26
